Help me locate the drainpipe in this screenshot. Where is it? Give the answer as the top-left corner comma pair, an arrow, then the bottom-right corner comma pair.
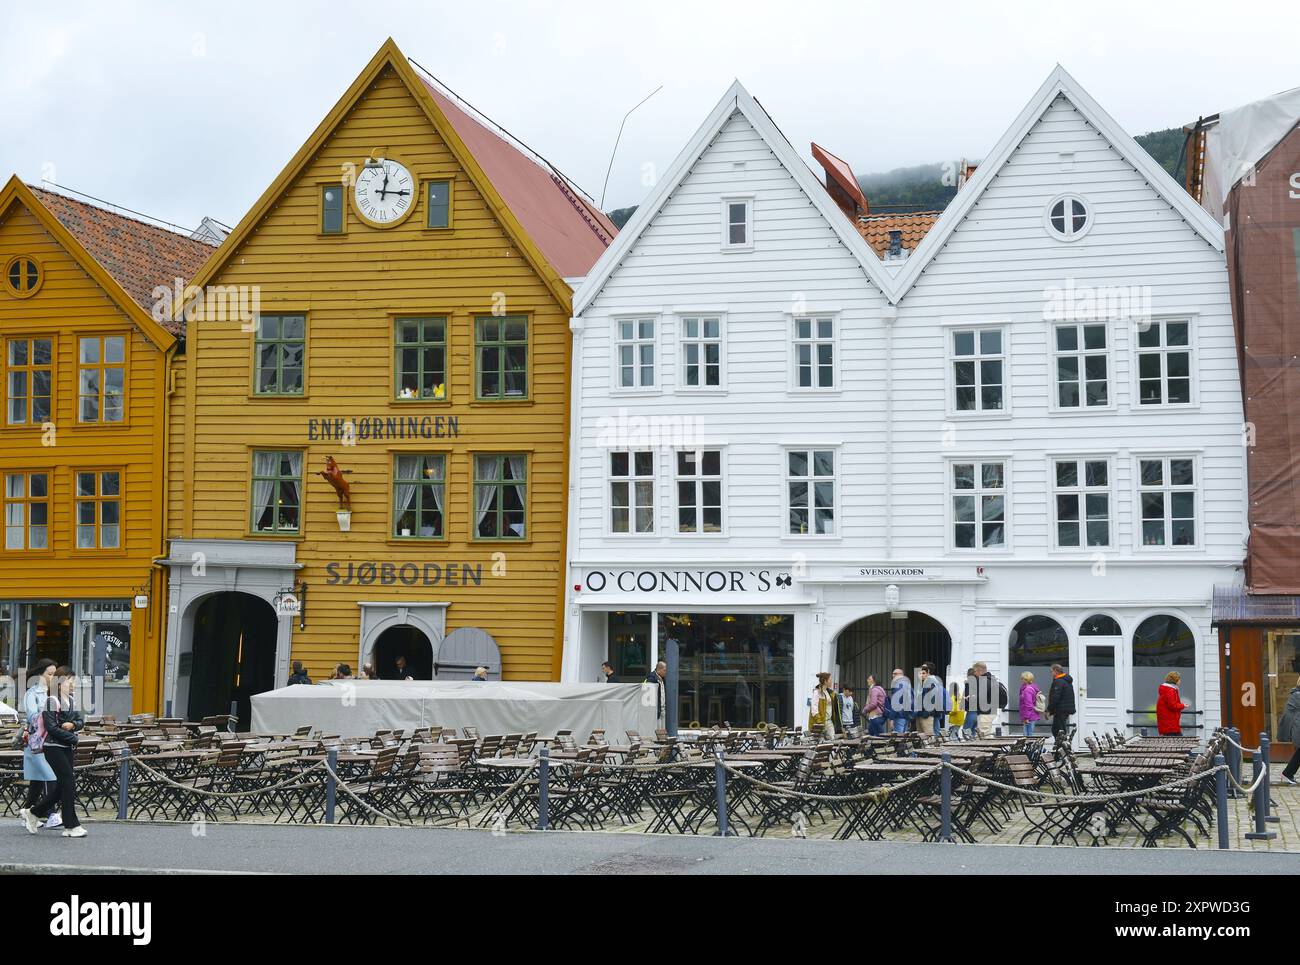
562,314 -> 584,683
882,303 -> 898,558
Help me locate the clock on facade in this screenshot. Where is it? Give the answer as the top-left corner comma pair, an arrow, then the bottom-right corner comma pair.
353,157 -> 417,227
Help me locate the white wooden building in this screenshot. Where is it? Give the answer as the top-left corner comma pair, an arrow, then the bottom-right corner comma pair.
562,68 -> 1246,740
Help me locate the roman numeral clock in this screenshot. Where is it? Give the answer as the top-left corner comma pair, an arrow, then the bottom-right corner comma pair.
352,156 -> 417,227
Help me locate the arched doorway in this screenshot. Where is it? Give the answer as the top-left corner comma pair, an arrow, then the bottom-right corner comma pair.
374,624 -> 433,680
835,612 -> 952,695
186,592 -> 279,728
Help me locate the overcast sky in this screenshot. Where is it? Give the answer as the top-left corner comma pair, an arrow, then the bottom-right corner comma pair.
2,0 -> 1295,231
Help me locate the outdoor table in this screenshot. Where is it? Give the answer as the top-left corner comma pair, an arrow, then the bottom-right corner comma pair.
837,761 -> 940,840
1081,765 -> 1174,837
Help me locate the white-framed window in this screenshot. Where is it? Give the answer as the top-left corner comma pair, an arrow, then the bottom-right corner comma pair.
614,317 -> 656,390
1053,322 -> 1109,408
1136,318 -> 1192,406
1137,455 -> 1197,547
675,448 -> 723,534
1052,457 -> 1111,549
950,327 -> 1004,412
950,460 -> 1008,550
792,316 -> 837,390
785,448 -> 836,536
609,450 -> 655,535
679,315 -> 723,390
721,197 -> 753,250
1045,194 -> 1091,241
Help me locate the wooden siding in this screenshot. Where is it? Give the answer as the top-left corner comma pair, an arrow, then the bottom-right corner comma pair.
182,64 -> 570,680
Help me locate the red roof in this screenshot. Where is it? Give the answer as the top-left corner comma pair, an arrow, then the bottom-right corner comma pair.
418,76 -> 616,278
856,211 -> 942,258
29,187 -> 215,334
811,142 -> 869,213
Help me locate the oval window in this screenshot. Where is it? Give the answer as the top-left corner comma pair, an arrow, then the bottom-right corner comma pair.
1046,195 -> 1090,240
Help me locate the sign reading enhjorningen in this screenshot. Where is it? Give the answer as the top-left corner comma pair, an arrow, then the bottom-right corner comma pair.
581,569 -> 793,593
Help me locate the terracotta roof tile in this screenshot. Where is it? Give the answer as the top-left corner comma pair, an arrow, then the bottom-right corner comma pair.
856,211 -> 942,259
29,187 -> 216,334
417,76 -> 616,279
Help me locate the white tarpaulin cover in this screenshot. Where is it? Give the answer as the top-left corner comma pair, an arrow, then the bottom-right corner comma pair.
250,680 -> 657,740
1200,87 -> 1300,222
0,700 -> 16,720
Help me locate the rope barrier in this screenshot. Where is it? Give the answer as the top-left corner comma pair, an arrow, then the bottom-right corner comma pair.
941,760 -> 1224,804
721,761 -> 942,802
129,758 -> 330,799
1219,732 -> 1262,755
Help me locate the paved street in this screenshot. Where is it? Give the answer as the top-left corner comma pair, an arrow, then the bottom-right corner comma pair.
4,820 -> 1298,875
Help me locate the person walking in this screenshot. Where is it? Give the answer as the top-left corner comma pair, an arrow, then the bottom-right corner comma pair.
838,684 -> 857,736
18,659 -> 57,830
808,672 -> 835,739
916,663 -> 944,737
1277,682 -> 1300,785
864,674 -> 887,736
947,681 -> 967,738
1046,664 -> 1075,744
23,667 -> 85,837
961,668 -> 979,739
1019,671 -> 1042,737
886,668 -> 914,735
1155,671 -> 1187,736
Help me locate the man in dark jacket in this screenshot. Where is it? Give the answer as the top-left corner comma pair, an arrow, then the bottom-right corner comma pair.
645,661 -> 667,726
1046,664 -> 1076,743
287,661 -> 312,686
1277,684 -> 1300,785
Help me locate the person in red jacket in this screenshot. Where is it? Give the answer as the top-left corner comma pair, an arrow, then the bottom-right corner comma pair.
1156,671 -> 1187,736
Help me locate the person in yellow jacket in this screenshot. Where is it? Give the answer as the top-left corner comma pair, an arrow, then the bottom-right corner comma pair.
808,672 -> 836,739
947,681 -> 967,739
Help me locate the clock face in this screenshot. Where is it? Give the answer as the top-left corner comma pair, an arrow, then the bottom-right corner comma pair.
353,158 -> 416,227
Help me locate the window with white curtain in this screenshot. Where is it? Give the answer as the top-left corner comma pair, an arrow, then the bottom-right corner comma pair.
251,450 -> 303,534
609,450 -> 655,534
393,454 -> 445,538
474,454 -> 527,539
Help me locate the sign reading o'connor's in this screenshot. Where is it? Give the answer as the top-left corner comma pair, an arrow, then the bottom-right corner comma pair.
582,569 -> 793,594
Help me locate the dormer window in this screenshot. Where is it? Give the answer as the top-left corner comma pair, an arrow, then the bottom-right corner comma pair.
721,197 -> 753,250
1046,194 -> 1090,241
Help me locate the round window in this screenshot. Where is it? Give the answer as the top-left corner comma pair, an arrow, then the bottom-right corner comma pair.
4,256 -> 42,297
1046,195 -> 1090,241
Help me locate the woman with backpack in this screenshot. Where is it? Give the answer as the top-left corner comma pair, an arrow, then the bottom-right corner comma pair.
1019,671 -> 1043,737
18,659 -> 57,825
21,666 -> 86,837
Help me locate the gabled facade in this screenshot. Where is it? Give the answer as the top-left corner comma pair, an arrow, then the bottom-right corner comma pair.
161,40 -> 611,725
564,69 -> 1246,741
0,178 -> 213,715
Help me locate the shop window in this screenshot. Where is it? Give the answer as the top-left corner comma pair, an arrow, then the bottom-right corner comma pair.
393,453 -> 445,539
476,316 -> 527,399
254,315 -> 306,396
607,611 -> 651,681
1131,614 -> 1195,729
660,612 -> 793,728
1007,615 -> 1069,721
250,450 -> 303,534
395,317 -> 447,401
474,454 -> 526,539
77,335 -> 126,422
6,337 -> 53,425
79,602 -> 131,686
75,471 -> 121,549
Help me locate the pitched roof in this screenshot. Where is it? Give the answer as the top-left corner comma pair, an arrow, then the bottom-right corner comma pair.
856,211 -> 941,258
889,65 -> 1225,299
417,79 -> 616,278
575,81 -> 897,314
29,186 -> 215,333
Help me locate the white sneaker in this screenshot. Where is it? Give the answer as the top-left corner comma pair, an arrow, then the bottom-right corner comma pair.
44,811 -> 63,830
19,808 -> 40,834
61,826 -> 87,838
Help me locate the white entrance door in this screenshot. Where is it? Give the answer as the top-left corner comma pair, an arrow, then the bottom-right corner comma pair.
1076,633 -> 1125,740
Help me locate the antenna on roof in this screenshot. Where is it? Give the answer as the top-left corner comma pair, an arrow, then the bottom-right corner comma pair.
407,57 -> 604,209
599,85 -> 662,209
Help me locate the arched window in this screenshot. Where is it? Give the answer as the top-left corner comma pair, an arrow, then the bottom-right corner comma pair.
1080,614 -> 1121,636
1132,615 -> 1195,727
1008,616 -> 1068,718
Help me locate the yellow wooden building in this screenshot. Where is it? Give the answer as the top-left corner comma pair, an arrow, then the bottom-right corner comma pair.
161,39 -> 614,724
0,178 -> 214,715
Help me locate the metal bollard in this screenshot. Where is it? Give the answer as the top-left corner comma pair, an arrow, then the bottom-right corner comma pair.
1244,733 -> 1276,841
939,753 -> 952,843
537,746 -> 550,830
1261,734 -> 1279,825
116,748 -> 131,820
713,749 -> 729,837
325,748 -> 337,825
228,700 -> 238,734
1214,754 -> 1229,850
1226,728 -> 1242,798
